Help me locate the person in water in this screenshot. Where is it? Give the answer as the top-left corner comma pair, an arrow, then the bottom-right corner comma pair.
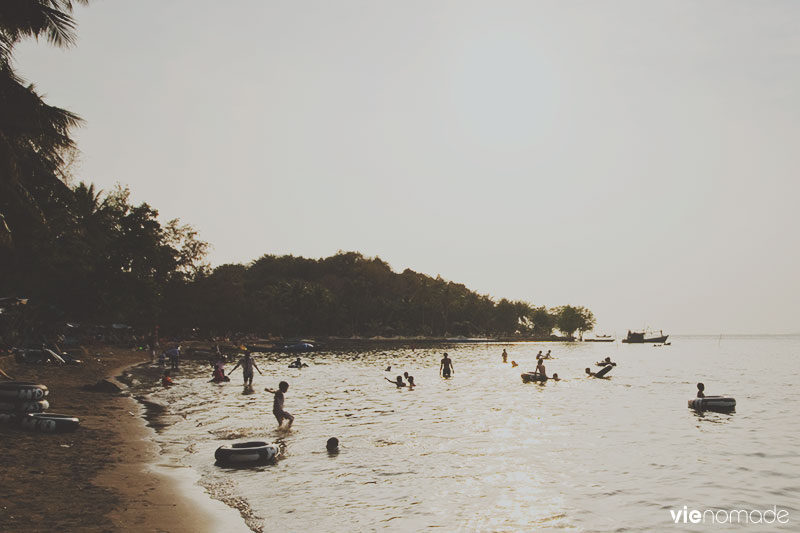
161,369 -> 174,387
407,376 -> 416,389
440,353 -> 454,378
585,367 -> 596,377
502,349 -> 508,363
265,381 -> 294,428
326,437 -> 339,453
604,356 -> 613,364
534,357 -> 547,378
696,382 -> 705,398
536,350 -> 543,359
385,375 -> 406,387
289,357 -> 306,368
552,373 -> 560,381
511,360 -> 518,368
546,350 -> 552,359
229,352 -> 262,387
211,355 -> 228,382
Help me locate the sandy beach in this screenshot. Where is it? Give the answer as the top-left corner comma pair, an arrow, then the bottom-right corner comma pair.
0,346 -> 248,533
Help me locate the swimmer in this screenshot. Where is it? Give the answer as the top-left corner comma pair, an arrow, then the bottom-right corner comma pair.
552,373 -> 560,381
385,375 -> 406,387
229,351 -> 262,387
326,437 -> 339,453
440,353 -> 454,378
585,367 -> 596,377
502,349 -> 508,363
535,357 -> 547,378
407,376 -> 416,389
385,365 -> 391,372
511,360 -> 518,368
265,381 -> 294,428
604,356 -> 613,364
161,369 -> 174,387
545,350 -> 552,359
696,382 -> 705,398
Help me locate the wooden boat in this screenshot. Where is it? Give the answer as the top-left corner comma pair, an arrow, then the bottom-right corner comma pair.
621,330 -> 668,344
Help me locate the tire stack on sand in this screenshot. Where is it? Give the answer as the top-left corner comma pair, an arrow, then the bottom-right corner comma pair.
0,382 -> 80,433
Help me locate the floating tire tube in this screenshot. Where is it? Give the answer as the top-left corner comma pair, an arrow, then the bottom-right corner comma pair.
521,372 -> 547,383
0,382 -> 49,401
20,413 -> 80,433
215,441 -> 278,465
0,412 -> 19,424
0,399 -> 50,413
688,396 -> 736,412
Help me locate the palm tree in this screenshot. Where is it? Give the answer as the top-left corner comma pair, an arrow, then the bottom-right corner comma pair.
0,1 -> 88,250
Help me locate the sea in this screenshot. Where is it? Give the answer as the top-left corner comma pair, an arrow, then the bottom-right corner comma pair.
127,335 -> 800,532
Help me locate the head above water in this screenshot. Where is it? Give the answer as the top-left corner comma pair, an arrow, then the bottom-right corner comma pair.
396,376 -> 404,384
326,437 -> 339,452
404,372 -> 409,379
408,376 -> 415,384
697,382 -> 705,391
279,381 -> 289,392
585,368 -> 591,374
605,357 -> 611,362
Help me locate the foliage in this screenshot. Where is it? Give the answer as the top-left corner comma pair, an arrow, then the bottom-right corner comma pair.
554,305 -> 596,339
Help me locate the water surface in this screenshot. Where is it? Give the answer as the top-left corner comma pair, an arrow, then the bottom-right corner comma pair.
130,336 -> 800,531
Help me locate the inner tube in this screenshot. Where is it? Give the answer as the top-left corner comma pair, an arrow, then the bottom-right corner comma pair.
0,399 -> 50,413
0,382 -> 49,401
521,372 -> 547,383
20,413 -> 80,433
215,441 -> 278,465
688,396 -> 736,413
0,413 -> 19,424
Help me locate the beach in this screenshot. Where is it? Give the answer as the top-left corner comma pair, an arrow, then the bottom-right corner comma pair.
0,346 -> 248,533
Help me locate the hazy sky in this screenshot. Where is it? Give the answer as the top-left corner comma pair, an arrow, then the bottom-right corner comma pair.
16,1 -> 800,334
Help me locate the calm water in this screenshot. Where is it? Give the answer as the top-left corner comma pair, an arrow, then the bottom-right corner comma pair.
129,336 -> 800,532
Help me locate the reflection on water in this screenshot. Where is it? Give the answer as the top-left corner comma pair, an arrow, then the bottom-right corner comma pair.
130,336 -> 800,532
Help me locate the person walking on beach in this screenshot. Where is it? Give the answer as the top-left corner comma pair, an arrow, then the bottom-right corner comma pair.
168,346 -> 181,370
502,349 -> 508,363
440,353 -> 454,378
265,381 -> 294,428
229,352 -> 262,387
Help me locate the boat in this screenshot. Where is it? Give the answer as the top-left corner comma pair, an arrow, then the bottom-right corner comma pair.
584,334 -> 615,343
621,330 -> 668,344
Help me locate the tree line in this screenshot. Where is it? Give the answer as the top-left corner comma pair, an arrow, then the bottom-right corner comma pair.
0,1 -> 595,343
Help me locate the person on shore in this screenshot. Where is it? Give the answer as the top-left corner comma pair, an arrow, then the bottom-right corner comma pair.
502,349 -> 508,363
385,375 -> 406,387
265,381 -> 294,428
162,370 -> 174,387
229,352 -> 262,387
440,353 -> 454,378
168,346 -> 181,370
696,383 -> 705,398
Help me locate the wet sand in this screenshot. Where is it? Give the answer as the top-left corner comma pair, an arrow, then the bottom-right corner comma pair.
0,346 -> 249,533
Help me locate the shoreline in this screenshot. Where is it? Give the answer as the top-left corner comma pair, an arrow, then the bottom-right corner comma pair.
0,346 -> 250,533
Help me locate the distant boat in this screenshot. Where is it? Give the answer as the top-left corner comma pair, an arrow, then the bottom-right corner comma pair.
622,330 -> 668,344
584,334 -> 615,343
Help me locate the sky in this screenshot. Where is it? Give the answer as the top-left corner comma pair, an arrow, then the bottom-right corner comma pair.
15,1 -> 800,335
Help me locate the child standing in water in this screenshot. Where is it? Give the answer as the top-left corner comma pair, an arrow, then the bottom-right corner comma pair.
229,351 -> 262,387
265,381 -> 294,428
440,353 -> 454,378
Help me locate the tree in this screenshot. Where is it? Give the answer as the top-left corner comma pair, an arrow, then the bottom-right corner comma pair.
0,1 -> 88,252
554,305 -> 596,339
